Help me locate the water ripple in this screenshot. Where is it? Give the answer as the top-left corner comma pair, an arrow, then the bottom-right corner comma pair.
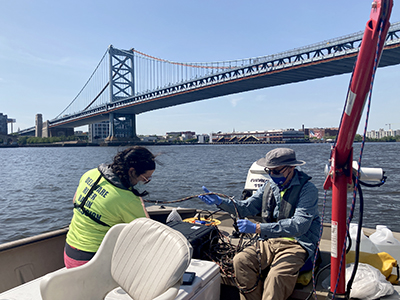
1,143 -> 400,244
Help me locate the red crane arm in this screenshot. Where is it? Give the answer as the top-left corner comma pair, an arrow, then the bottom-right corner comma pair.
323,1 -> 392,297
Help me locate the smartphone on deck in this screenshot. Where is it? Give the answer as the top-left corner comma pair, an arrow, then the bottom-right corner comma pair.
182,272 -> 196,285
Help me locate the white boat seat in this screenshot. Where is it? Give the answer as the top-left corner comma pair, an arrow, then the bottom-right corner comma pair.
40,218 -> 193,300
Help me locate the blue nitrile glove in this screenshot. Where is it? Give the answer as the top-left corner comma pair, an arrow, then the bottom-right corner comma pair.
198,186 -> 222,205
237,219 -> 257,234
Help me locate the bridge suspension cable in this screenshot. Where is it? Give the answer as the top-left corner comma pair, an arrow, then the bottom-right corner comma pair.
55,49 -> 109,119
52,21 -> 400,123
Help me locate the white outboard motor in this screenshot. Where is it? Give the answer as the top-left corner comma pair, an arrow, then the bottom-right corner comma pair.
242,161 -> 269,199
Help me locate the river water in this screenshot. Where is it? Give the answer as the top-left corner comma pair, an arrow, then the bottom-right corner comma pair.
1,143 -> 399,244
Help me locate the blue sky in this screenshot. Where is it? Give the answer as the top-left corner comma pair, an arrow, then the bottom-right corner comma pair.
1,1 -> 399,135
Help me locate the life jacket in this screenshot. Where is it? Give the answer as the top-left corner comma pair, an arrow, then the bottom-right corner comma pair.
261,170 -> 311,223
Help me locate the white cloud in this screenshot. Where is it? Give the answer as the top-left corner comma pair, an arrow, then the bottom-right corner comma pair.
230,97 -> 242,107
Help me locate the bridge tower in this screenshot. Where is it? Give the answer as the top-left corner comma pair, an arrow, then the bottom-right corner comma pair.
106,45 -> 139,142
35,114 -> 43,137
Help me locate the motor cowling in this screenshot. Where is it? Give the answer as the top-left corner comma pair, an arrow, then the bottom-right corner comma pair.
241,161 -> 269,199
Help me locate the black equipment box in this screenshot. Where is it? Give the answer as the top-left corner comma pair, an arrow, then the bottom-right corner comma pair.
167,220 -> 218,260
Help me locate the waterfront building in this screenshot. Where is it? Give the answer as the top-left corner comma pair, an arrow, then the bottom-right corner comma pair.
141,136 -> 159,142
211,127 -> 339,143
196,134 -> 209,143
304,127 -> 339,139
88,121 -> 110,143
212,129 -> 306,143
283,129 -> 306,141
0,113 -> 7,135
166,131 -> 196,141
74,131 -> 88,141
366,128 -> 400,139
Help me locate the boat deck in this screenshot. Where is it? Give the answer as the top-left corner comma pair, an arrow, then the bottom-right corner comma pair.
0,206 -> 399,299
198,208 -> 400,300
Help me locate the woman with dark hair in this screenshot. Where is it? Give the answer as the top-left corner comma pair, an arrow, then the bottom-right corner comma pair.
64,146 -> 156,268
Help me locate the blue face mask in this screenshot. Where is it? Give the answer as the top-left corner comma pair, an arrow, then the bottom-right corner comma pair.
270,174 -> 286,186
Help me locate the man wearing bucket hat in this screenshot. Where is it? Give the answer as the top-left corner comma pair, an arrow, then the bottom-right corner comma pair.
199,148 -> 320,300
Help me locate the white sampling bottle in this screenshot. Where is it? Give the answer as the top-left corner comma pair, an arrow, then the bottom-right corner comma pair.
349,223 -> 379,253
369,225 -> 400,263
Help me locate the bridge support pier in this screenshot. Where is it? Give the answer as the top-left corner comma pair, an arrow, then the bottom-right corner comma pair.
35,114 -> 43,137
105,113 -> 139,142
42,121 -> 74,138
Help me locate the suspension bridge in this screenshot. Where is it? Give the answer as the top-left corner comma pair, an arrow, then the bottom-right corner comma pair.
19,21 -> 400,140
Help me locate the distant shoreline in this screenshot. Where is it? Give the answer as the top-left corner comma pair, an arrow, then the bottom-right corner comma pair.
0,141 -> 304,148
2,139 -> 399,148
0,139 -> 313,147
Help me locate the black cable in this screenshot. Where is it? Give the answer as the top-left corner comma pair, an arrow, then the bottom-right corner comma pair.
346,231 -> 352,254
305,169 -> 385,300
197,209 -> 217,220
205,208 -> 224,219
345,175 -> 364,299
305,263 -> 332,300
358,174 -> 386,188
